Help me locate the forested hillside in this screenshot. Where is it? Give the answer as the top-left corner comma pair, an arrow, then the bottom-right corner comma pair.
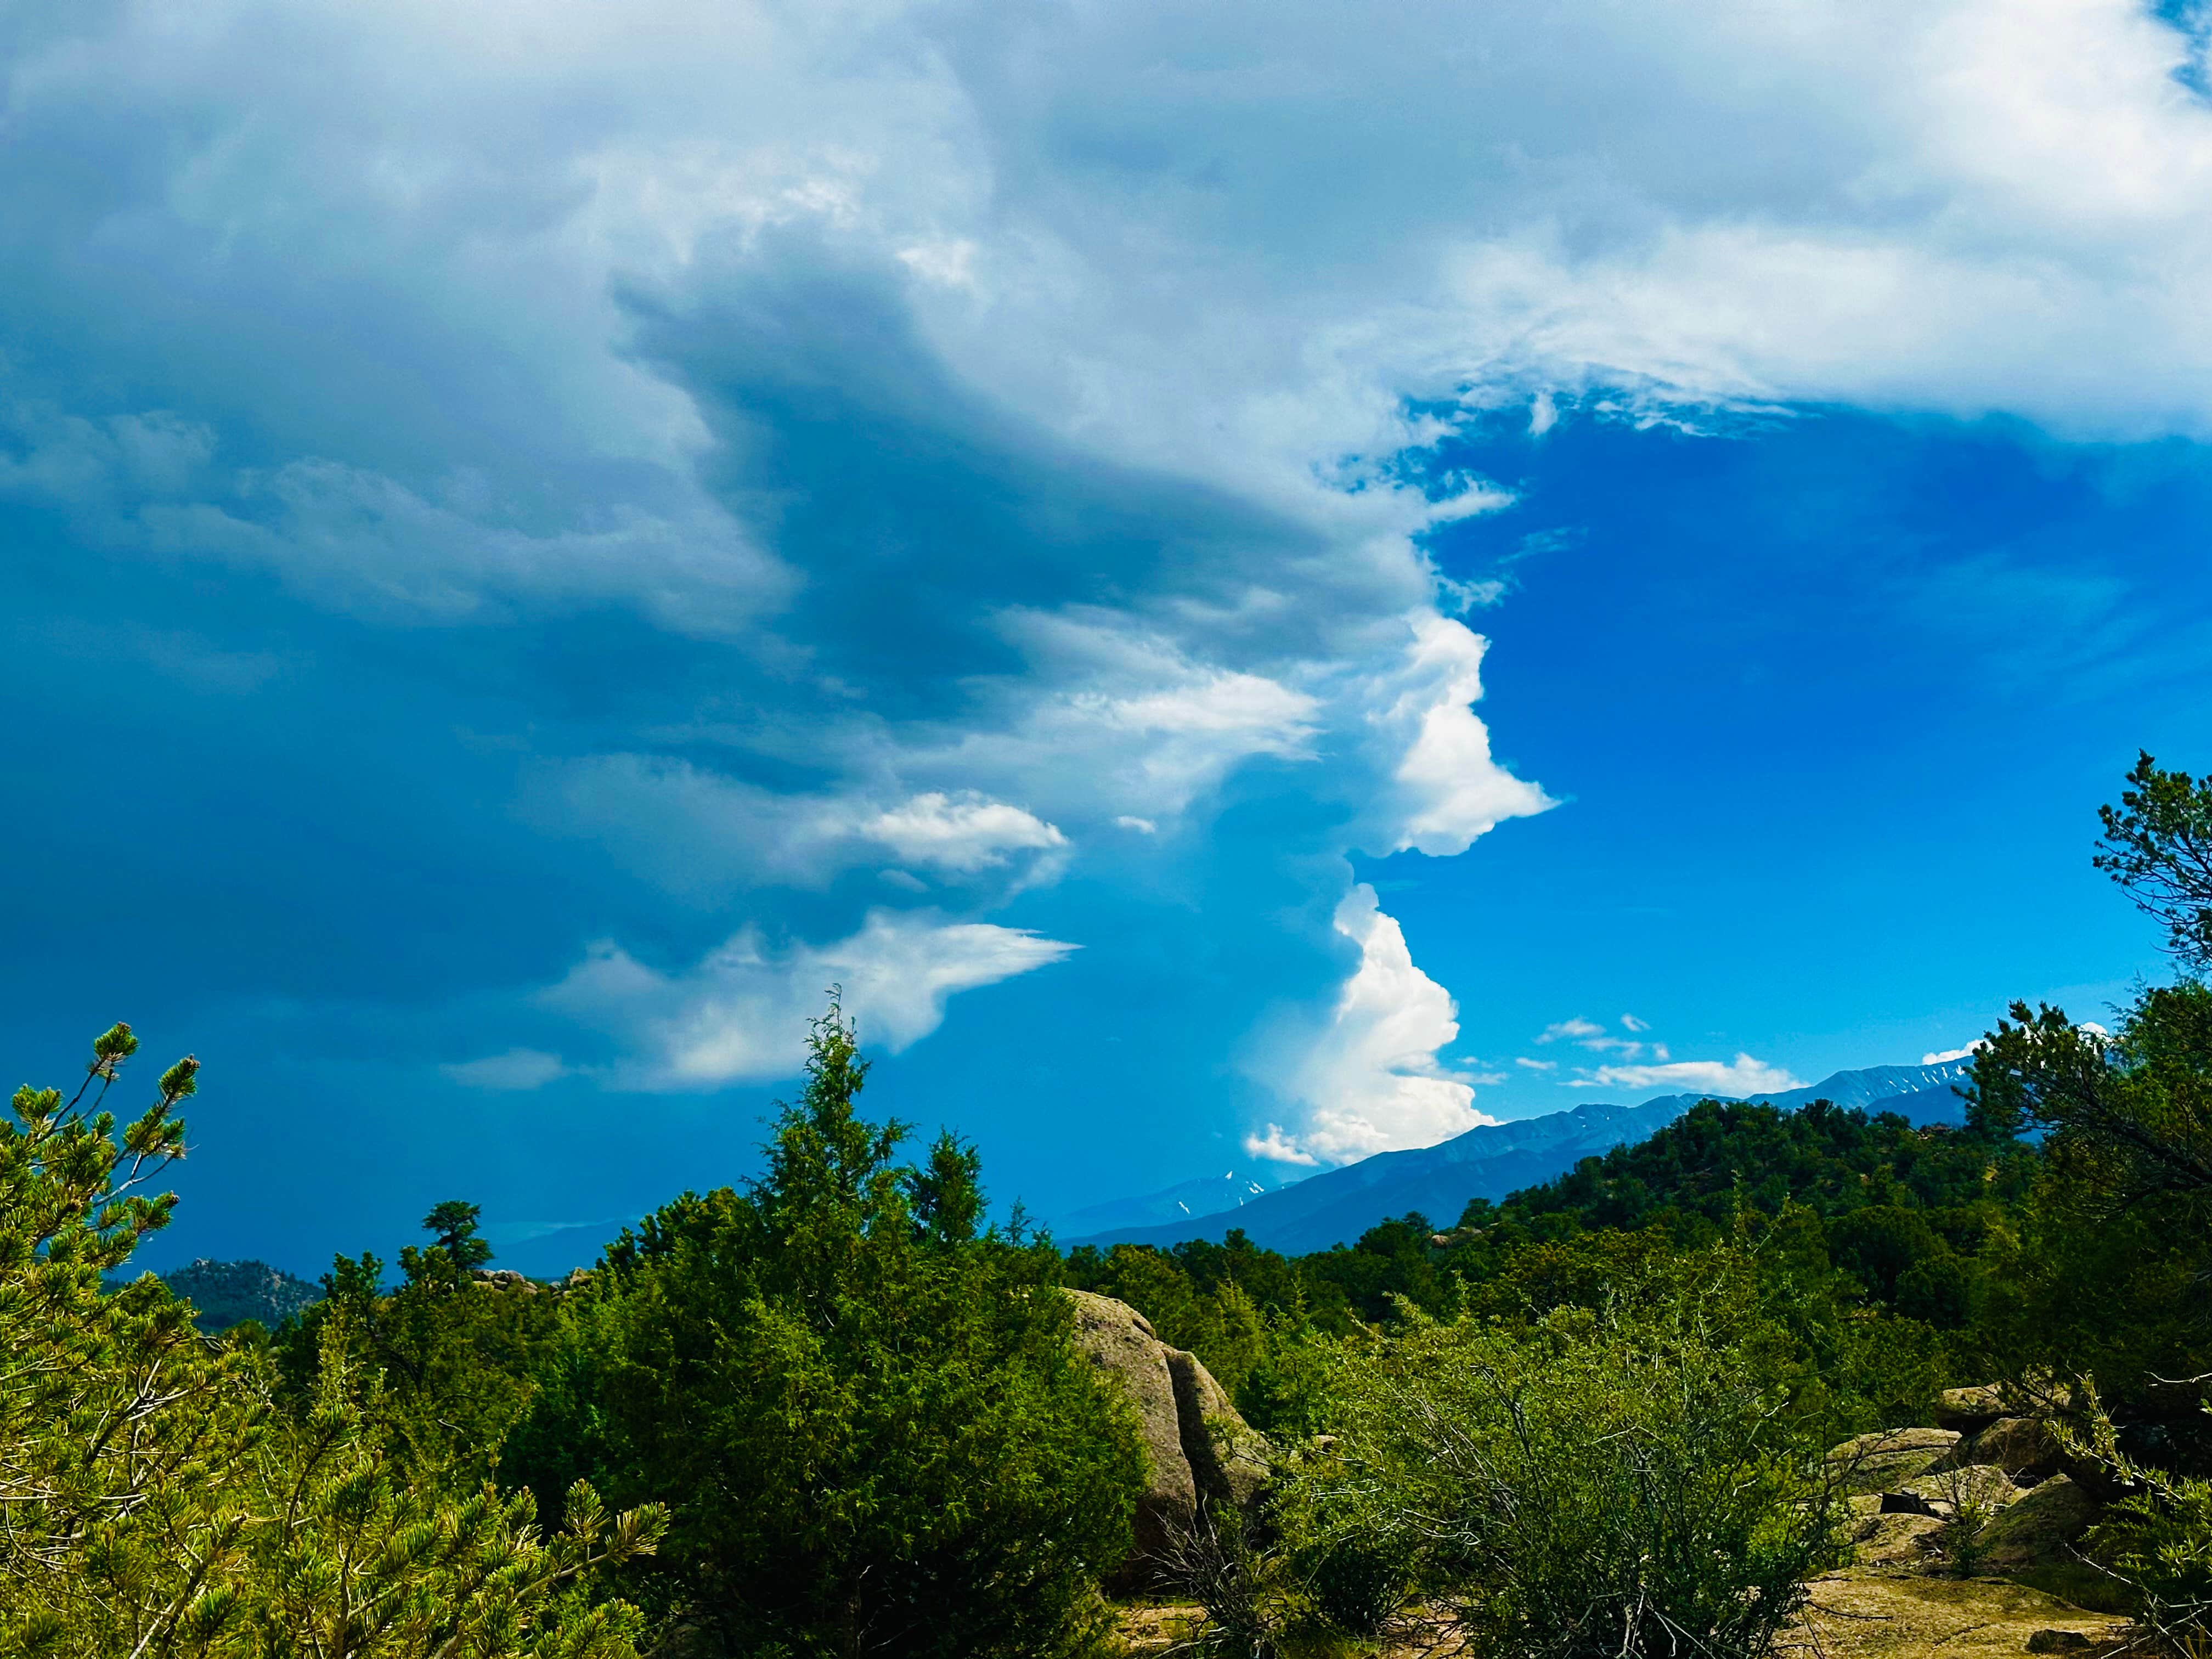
1068,1058 -> 1979,1255
149,1257 -> 321,1333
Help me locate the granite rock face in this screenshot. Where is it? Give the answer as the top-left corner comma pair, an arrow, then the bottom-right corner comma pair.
1978,1475 -> 2103,1571
1164,1348 -> 1270,1510
1937,1416 -> 2066,1485
1064,1289 -> 1268,1585
1826,1427 -> 1963,1494
1933,1385 -> 2008,1437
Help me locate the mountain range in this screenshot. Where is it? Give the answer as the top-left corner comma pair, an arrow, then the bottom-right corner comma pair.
1054,1170 -> 1292,1237
1060,1058 -> 1976,1257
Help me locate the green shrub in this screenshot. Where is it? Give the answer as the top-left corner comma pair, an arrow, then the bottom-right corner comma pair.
1285,1296 -> 1845,1659
2071,1395 -> 2212,1649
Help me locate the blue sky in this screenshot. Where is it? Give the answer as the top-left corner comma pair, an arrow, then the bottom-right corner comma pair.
5,0 -> 2209,1276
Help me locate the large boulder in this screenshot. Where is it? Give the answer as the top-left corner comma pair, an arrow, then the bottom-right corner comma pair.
1065,1290 -> 1193,1567
1064,1289 -> 1267,1585
1939,1417 -> 2066,1485
1164,1348 -> 1270,1510
1933,1385 -> 2008,1436
1978,1475 -> 2103,1572
1826,1428 -> 1961,1494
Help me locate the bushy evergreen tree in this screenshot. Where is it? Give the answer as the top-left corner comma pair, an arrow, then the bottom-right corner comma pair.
0,1026 -> 664,1658
511,998 -> 1144,1658
2095,751 -> 2212,973
1970,985 -> 2212,1452
275,1199 -> 565,1485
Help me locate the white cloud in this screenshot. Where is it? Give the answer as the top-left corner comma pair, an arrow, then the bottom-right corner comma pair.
1533,1012 -> 1656,1056
543,910 -> 1077,1088
441,1048 -> 571,1091
859,792 -> 1066,874
529,759 -> 1071,895
1569,1054 -> 1807,1098
1921,1041 -> 1987,1064
1247,884 -> 1498,1165
1242,1124 -> 1318,1168
22,1 -> 2212,608
967,612 -> 1325,827
0,397 -> 791,637
1359,614 -> 1555,858
148,460 -> 789,637
1515,1056 -> 1558,1071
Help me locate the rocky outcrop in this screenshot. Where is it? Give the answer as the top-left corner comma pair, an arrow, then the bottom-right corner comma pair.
1812,1391 -> 2131,1654
1936,1416 -> 2065,1485
1065,1289 -> 1268,1585
1164,1347 -> 1269,1511
1933,1384 -> 2008,1436
1793,1574 -> 2130,1659
1978,1476 -> 2102,1571
1827,1427 -> 1962,1494
1848,1490 -> 1947,1566
1897,1463 -> 2022,1518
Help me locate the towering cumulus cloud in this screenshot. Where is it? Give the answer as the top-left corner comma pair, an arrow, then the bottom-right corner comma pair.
10,0 -> 2206,1169
1247,885 -> 1500,1167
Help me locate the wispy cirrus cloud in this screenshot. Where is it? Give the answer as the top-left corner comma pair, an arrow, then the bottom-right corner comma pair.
536,911 -> 1079,1090
1534,1014 -> 1658,1059
441,1049 -> 572,1092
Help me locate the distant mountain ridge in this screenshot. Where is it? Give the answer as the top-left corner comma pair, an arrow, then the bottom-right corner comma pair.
1056,1170 -> 1292,1236
1065,1058 -> 1976,1257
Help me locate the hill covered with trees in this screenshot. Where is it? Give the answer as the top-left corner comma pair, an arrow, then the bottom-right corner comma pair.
148,1256 -> 321,1333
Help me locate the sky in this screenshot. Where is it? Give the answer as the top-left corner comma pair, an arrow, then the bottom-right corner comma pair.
5,0 -> 2211,1277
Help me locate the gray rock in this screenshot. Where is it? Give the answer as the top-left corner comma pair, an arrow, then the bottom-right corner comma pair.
1934,1384 -> 2008,1436
1852,1506 -> 1945,1566
1979,1476 -> 2102,1571
1943,1417 -> 2065,1485
1826,1427 -> 1962,1494
1165,1347 -> 1269,1510
1900,1463 -> 2020,1517
1064,1289 -> 1266,1586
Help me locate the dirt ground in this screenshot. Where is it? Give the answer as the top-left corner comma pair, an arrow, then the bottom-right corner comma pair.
1783,1571 -> 2135,1659
1116,1570 -> 2134,1658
